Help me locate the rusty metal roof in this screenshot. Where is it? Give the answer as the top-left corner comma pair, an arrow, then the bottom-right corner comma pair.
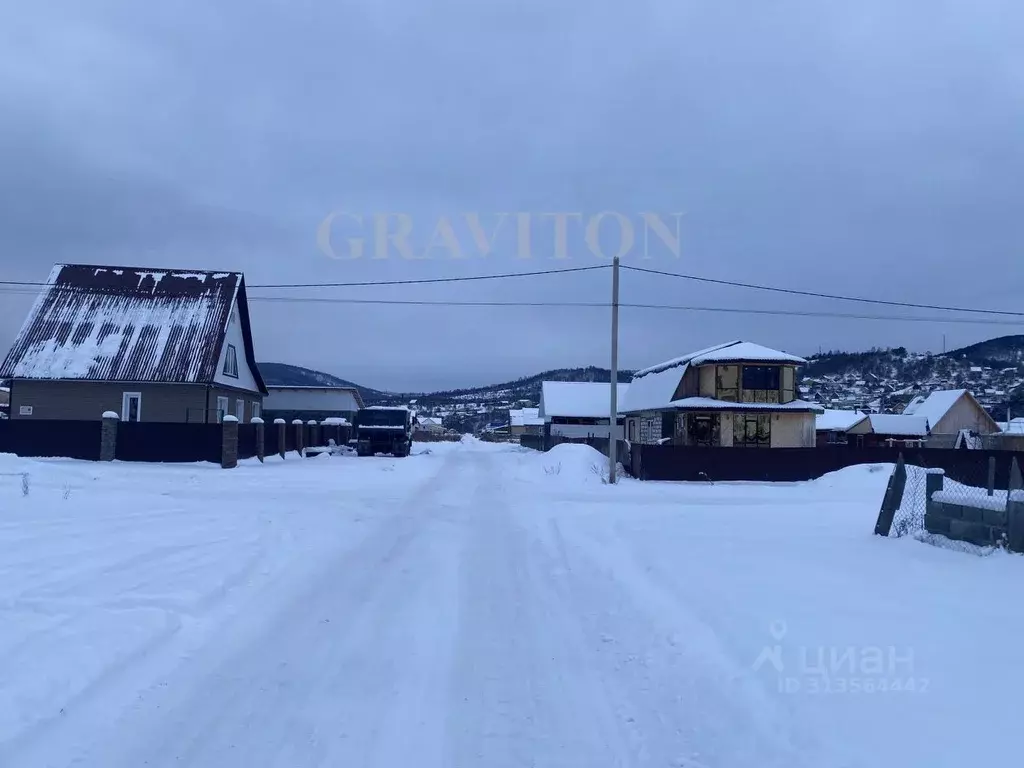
0,264 -> 266,391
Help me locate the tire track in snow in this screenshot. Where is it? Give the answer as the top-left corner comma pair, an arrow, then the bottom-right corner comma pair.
444,452 -> 638,768
545,518 -> 852,768
14,450 -> 469,768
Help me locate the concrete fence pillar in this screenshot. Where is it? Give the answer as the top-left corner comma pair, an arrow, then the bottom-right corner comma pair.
222,415 -> 239,469
252,417 -> 265,463
100,411 -> 119,462
274,418 -> 286,458
925,468 -> 945,518
307,419 -> 319,448
292,419 -> 304,455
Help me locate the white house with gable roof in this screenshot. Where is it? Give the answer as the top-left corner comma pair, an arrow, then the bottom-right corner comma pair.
539,381 -> 629,439
619,340 -> 823,447
902,389 -> 999,438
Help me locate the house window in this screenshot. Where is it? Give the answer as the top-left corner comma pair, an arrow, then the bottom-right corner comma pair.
827,431 -> 848,445
216,396 -> 229,423
741,365 -> 780,392
734,413 -> 772,447
235,399 -> 245,421
223,344 -> 239,378
252,402 -> 261,421
716,365 -> 739,402
121,392 -> 142,422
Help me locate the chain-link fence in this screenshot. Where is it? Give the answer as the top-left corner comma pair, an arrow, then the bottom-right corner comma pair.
887,454 -> 1022,555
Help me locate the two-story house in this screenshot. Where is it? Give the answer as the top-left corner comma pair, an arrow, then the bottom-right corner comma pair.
619,340 -> 823,447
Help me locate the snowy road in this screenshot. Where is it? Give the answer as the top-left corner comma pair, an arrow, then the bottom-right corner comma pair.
1,441 -> 1022,767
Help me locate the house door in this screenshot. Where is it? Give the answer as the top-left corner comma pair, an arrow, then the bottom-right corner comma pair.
687,413 -> 720,447
121,392 -> 142,422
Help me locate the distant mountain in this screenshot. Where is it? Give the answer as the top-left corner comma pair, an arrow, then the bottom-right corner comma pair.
257,363 -> 632,407
256,363 -> 387,402
940,335 -> 1024,368
390,366 -> 634,406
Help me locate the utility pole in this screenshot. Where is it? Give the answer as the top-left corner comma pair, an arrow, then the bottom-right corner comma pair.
609,256 -> 620,484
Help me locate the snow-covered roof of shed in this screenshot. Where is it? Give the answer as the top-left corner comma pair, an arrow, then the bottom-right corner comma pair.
866,414 -> 929,437
539,381 -> 629,419
1000,418 -> 1024,434
901,389 -> 967,428
0,264 -> 265,391
816,409 -> 867,432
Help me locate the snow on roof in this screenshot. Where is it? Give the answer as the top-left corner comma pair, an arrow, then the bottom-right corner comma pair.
621,340 -> 806,414
866,414 -> 929,437
669,397 -> 824,413
0,264 -> 262,388
688,341 -> 807,366
266,385 -> 360,391
509,407 -> 543,427
539,381 -> 629,419
632,340 -> 805,379
1000,418 -> 1024,434
619,363 -> 689,414
816,409 -> 867,432
632,341 -> 738,378
901,389 -> 968,430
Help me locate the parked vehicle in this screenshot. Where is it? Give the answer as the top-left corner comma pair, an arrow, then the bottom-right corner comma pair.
352,407 -> 413,457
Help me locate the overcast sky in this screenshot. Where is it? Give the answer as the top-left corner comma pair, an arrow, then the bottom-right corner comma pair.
2,1 -> 1023,391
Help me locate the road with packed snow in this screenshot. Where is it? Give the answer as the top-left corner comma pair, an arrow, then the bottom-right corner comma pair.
0,439 -> 1021,767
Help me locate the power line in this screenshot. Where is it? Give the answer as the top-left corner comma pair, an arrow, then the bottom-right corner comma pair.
0,264 -> 610,290
249,295 -> 607,308
621,264 -> 1024,318
0,281 -> 1019,325
243,294 -> 1024,326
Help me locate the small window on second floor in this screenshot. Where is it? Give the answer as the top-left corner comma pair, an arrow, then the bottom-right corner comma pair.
223,344 -> 239,377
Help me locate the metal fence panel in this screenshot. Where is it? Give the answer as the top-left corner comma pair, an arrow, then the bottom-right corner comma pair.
115,422 -> 222,463
237,424 -> 257,460
0,419 -> 102,461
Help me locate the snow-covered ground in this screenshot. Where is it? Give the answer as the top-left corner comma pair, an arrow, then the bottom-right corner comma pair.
0,439 -> 1020,767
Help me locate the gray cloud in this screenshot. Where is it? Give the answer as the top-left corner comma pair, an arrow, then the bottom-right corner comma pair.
2,1 -> 1023,391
